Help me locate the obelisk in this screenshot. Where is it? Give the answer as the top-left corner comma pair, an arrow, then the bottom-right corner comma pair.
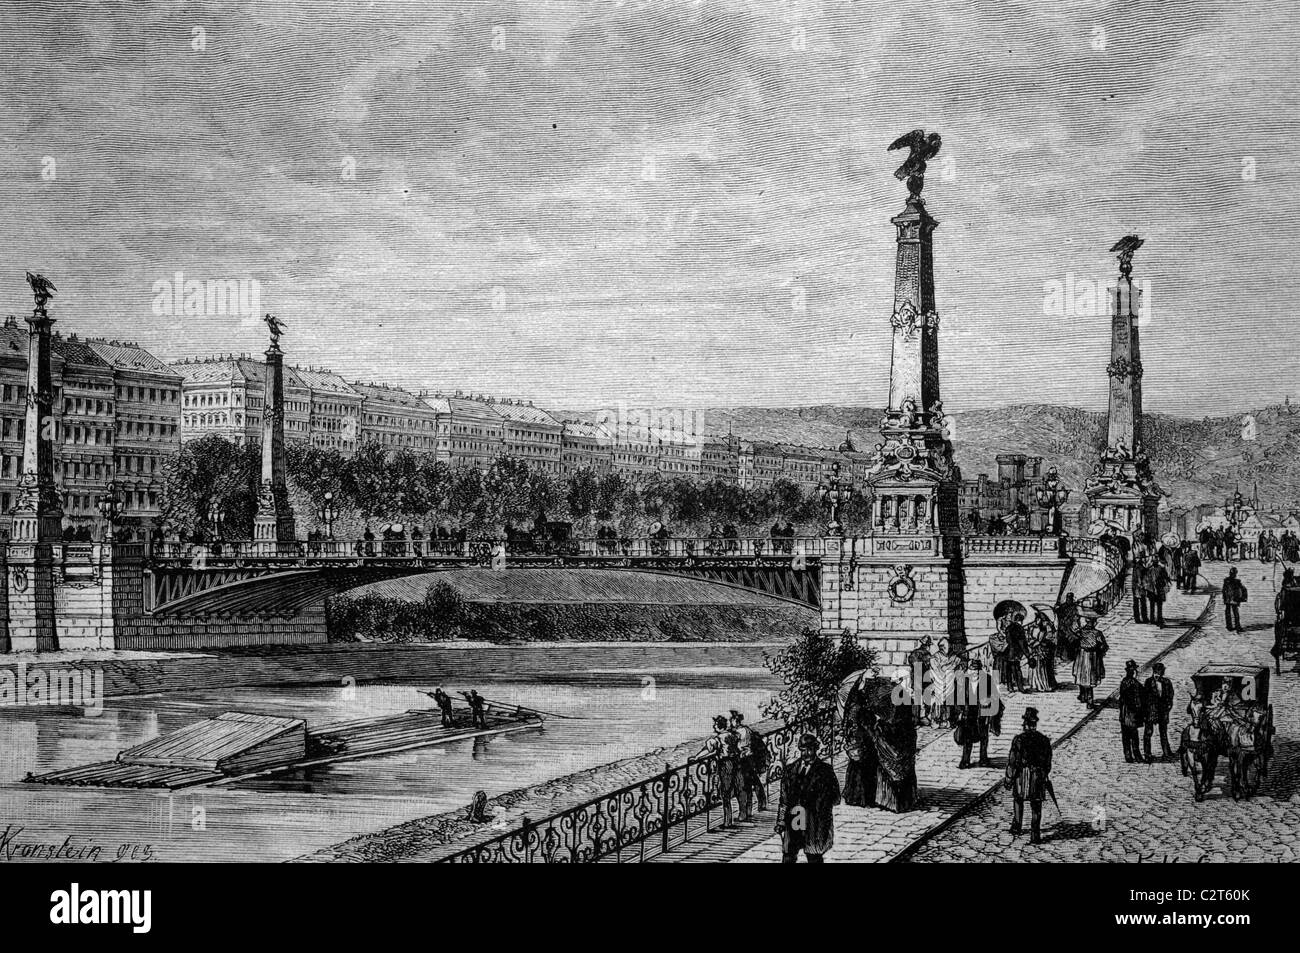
7,273 -> 64,651
253,313 -> 296,545
820,130 -> 965,666
1085,237 -> 1161,538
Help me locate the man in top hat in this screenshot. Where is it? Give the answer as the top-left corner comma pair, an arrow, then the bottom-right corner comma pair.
1005,707 -> 1052,844
1222,567 -> 1247,632
1142,662 -> 1176,762
776,732 -> 841,863
953,659 -> 1001,769
1118,659 -> 1146,763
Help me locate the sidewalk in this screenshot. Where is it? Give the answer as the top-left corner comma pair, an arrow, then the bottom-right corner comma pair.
653,588 -> 1212,863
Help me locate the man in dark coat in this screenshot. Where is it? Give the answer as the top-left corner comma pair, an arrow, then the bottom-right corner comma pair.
954,660 -> 1001,769
1005,707 -> 1052,844
463,689 -> 488,728
1222,567 -> 1247,632
1147,559 -> 1171,627
1142,661 -> 1176,762
777,733 -> 841,863
431,687 -> 455,728
1181,543 -> 1201,593
1118,659 -> 1146,763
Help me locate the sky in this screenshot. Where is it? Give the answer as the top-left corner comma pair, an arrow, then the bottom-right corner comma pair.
1,0 -> 1297,418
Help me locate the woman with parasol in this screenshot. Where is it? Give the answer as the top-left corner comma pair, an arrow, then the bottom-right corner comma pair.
838,669 -> 881,808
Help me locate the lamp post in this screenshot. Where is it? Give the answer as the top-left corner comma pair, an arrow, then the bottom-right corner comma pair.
317,490 -> 338,541
207,498 -> 226,541
1034,466 -> 1070,535
96,480 -> 124,542
818,462 -> 854,537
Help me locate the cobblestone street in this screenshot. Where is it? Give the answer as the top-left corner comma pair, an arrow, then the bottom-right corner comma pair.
906,563 -> 1300,863
655,583 -> 1230,863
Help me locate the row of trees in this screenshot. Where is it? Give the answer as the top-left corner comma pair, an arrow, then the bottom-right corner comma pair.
158,435 -> 874,540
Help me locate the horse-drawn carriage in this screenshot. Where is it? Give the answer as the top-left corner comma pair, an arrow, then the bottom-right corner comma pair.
1274,585 -> 1300,667
1179,664 -> 1274,801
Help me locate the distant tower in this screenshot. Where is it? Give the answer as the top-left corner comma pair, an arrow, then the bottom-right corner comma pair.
1085,236 -> 1162,538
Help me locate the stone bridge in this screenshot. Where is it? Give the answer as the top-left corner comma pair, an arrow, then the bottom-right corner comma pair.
0,534 -> 1117,655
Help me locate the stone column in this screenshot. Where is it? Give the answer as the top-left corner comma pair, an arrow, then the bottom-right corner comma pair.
253,339 -> 296,544
7,276 -> 64,652
827,134 -> 967,666
1085,237 -> 1162,538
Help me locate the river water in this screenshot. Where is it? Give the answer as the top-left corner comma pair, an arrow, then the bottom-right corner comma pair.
0,675 -> 776,863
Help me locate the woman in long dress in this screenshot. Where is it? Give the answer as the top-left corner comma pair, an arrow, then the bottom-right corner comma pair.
1025,610 -> 1057,693
841,683 -> 879,808
863,685 -> 919,812
1073,612 -> 1108,707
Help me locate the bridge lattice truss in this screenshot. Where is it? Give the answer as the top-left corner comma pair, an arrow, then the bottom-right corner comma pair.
142,540 -> 825,618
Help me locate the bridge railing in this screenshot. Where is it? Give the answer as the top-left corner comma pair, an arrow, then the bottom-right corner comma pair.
437,710 -> 838,864
140,536 -> 831,564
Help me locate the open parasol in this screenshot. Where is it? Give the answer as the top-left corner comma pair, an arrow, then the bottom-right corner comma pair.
836,668 -> 894,722
993,599 -> 1027,621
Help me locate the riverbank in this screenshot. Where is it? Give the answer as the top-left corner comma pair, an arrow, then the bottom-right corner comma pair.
0,639 -> 789,700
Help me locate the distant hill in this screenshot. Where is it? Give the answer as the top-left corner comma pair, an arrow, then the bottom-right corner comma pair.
559,402 -> 1300,515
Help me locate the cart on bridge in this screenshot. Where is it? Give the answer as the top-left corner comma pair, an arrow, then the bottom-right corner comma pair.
1179,664 -> 1274,802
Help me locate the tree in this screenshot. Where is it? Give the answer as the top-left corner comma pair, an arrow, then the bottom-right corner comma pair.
763,628 -> 876,725
483,455 -> 533,528
158,434 -> 259,539
566,467 -> 599,522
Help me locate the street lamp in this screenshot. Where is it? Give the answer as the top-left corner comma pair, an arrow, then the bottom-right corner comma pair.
317,490 -> 338,541
96,480 -> 124,542
818,462 -> 854,537
207,498 -> 226,541
1034,466 -> 1071,535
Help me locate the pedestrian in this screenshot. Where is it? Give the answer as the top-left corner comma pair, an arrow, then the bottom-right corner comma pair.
692,715 -> 745,828
954,659 -> 1001,769
1005,707 -> 1053,844
1118,659 -> 1146,763
1181,542 -> 1201,593
1025,608 -> 1057,692
842,679 -> 879,808
730,710 -> 769,814
462,689 -> 487,728
1073,606 -> 1108,708
431,687 -> 455,728
905,635 -> 933,724
1132,539 -> 1152,624
776,733 -> 841,863
1222,567 -> 1247,632
1148,558 -> 1171,627
1056,592 -> 1080,664
1142,662 -> 1176,762
863,670 -> 919,812
928,638 -> 958,727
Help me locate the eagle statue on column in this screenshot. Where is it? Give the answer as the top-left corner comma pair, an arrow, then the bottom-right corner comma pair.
887,129 -> 943,200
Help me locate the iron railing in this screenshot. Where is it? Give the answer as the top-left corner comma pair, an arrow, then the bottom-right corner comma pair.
437,712 -> 838,864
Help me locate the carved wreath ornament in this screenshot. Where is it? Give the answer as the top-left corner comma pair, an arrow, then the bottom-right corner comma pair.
886,564 -> 916,603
